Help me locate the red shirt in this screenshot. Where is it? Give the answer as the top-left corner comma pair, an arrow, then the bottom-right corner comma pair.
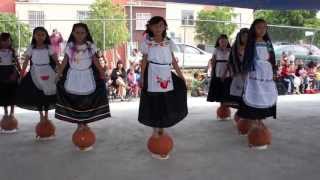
281,66 -> 289,77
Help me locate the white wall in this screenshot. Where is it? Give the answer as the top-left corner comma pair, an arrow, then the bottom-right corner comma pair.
233,8 -> 254,28
166,3 -> 206,46
166,3 -> 254,45
18,0 -> 94,4
230,8 -> 254,41
16,2 -> 91,40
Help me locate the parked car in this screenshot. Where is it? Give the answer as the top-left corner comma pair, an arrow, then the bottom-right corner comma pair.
301,44 -> 320,55
274,44 -> 320,63
173,44 -> 212,68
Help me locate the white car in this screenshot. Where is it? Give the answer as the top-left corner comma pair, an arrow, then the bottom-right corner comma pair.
173,44 -> 212,68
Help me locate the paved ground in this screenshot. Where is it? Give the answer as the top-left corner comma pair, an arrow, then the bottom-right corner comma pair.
0,94 -> 320,180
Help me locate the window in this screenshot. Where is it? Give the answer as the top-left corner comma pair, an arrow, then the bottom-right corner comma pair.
136,13 -> 151,30
28,11 -> 45,30
181,10 -> 194,26
77,11 -> 91,21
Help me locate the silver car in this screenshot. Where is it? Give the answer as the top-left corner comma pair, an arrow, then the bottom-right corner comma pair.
173,44 -> 212,69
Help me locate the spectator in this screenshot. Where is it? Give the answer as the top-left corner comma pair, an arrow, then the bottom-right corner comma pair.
306,61 -> 317,92
127,67 -> 140,97
111,61 -> 127,101
288,51 -> 295,63
296,64 -> 308,93
50,29 -> 63,57
315,66 -> 320,90
129,48 -> 142,65
98,50 -> 111,85
280,62 -> 293,94
191,72 -> 205,97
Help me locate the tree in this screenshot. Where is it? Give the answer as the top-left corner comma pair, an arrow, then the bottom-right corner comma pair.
255,10 -> 320,44
0,13 -> 32,49
86,0 -> 129,50
195,7 -> 237,44
304,19 -> 320,48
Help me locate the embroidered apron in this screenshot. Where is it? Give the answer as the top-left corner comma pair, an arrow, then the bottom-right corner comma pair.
145,38 -> 174,93
64,49 -> 96,95
243,46 -> 278,108
31,63 -> 57,95
147,62 -> 173,92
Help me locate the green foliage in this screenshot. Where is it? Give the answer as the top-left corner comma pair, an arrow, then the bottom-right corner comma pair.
255,10 -> 320,45
0,13 -> 32,48
195,7 -> 237,44
86,0 -> 129,50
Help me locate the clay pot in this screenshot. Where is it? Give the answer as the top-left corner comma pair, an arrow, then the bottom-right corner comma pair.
35,120 -> 55,138
217,105 -> 231,120
72,125 -> 96,151
1,115 -> 18,131
237,119 -> 252,135
248,121 -> 271,148
147,131 -> 173,157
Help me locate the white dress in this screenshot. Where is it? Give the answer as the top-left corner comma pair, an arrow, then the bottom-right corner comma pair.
26,46 -> 57,96
213,48 -> 230,78
141,37 -> 176,93
138,36 -> 188,128
64,42 -> 97,95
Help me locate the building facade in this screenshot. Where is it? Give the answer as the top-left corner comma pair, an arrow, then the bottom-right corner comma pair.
15,0 -> 92,38
0,0 -> 16,14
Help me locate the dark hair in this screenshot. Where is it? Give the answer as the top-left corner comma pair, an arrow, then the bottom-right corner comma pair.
229,28 -> 249,74
117,61 -> 123,67
214,34 -> 231,48
116,61 -> 126,73
145,16 -> 168,39
194,72 -> 199,78
239,28 -> 249,46
0,32 -> 17,59
243,19 -> 276,72
0,32 -> 13,49
31,27 -> 51,48
307,61 -> 316,68
67,23 -> 94,44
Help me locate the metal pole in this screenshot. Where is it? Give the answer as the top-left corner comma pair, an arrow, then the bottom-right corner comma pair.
103,20 -> 106,50
239,13 -> 242,28
18,23 -> 21,56
182,18 -> 187,69
129,0 -> 133,53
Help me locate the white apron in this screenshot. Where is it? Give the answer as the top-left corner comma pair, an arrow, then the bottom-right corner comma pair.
64,49 -> 96,95
147,62 -> 173,92
215,60 -> 230,78
243,46 -> 278,108
230,74 -> 245,97
144,38 -> 175,93
31,64 -> 57,95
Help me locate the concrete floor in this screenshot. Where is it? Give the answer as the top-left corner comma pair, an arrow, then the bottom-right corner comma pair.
0,95 -> 320,180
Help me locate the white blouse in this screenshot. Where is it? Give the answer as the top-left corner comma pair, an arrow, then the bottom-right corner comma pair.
0,49 -> 14,66
65,42 -> 97,70
26,45 -> 54,65
140,37 -> 176,64
213,48 -> 230,77
64,42 -> 98,95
